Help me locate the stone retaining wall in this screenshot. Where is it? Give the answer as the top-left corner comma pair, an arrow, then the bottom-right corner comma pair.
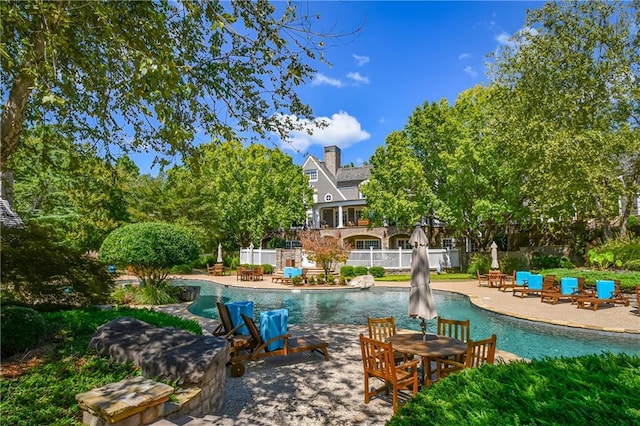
83,317 -> 228,424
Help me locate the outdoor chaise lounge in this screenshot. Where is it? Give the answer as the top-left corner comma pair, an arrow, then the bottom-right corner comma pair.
227,313 -> 330,377
513,274 -> 555,298
541,277 -> 584,305
359,334 -> 419,414
576,280 -> 630,311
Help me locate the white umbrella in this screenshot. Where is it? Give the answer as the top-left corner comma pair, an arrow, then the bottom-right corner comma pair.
217,243 -> 223,264
491,241 -> 499,269
249,242 -> 254,266
408,224 -> 438,338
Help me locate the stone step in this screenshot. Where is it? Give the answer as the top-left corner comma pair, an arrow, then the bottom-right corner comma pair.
151,414 -> 234,425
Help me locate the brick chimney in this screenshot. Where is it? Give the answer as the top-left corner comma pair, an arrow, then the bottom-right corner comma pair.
324,145 -> 341,176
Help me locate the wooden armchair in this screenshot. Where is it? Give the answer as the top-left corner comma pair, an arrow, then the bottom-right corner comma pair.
437,317 -> 470,342
434,334 -> 497,381
488,270 -> 503,288
359,334 -> 419,414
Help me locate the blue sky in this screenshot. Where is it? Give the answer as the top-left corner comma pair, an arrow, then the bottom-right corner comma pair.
133,1 -> 544,173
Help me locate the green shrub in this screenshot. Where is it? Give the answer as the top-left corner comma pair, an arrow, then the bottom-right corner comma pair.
99,222 -> 199,288
1,224 -> 114,310
110,284 -> 139,305
193,255 -> 215,269
467,254 -> 491,275
623,259 -> 640,271
262,263 -> 274,274
327,274 -> 335,284
501,254 -> 529,274
559,256 -> 575,269
531,254 -> 562,269
0,306 -> 47,357
369,266 -> 385,278
340,265 -> 355,277
170,264 -> 193,274
292,275 -> 303,286
354,266 -> 368,276
135,283 -> 181,305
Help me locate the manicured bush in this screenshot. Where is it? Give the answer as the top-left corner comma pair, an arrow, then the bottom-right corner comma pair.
340,265 -> 355,277
501,254 -> 529,274
262,263 -> 274,274
99,222 -> 199,288
369,266 -> 385,278
193,255 -> 215,269
531,254 -> 563,269
467,254 -> 491,275
1,224 -> 114,310
354,266 -> 368,276
170,264 -> 193,274
0,306 -> 47,357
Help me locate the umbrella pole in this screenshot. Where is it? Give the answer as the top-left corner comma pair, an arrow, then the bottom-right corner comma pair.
421,318 -> 427,340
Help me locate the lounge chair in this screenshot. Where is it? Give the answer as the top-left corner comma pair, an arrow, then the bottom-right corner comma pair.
576,279 -> 629,311
359,334 -> 420,414
227,313 -> 329,377
434,334 -> 497,381
213,302 -> 254,367
513,274 -> 555,298
541,277 -> 581,305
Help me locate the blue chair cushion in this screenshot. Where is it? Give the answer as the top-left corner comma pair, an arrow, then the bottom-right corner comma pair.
225,301 -> 254,335
515,271 -> 530,285
527,274 -> 543,290
560,277 -> 578,295
595,280 -> 615,299
260,308 -> 288,352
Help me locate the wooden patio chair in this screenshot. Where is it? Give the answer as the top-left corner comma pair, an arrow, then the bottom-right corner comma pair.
541,277 -> 580,305
499,271 -> 516,292
212,302 -> 255,372
437,317 -> 470,342
434,334 -> 497,381
359,334 -> 420,414
513,274 -> 555,298
612,280 -> 631,306
227,313 -> 329,377
477,271 -> 489,287
367,316 -> 411,364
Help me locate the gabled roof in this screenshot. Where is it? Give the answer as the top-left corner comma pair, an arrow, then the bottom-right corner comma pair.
336,166 -> 371,187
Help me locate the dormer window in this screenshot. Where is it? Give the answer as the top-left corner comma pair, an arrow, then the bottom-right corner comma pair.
305,169 -> 318,182
324,193 -> 333,202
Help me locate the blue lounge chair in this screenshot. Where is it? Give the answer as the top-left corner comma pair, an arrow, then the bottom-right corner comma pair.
576,279 -> 629,310
513,274 -> 555,298
541,277 -> 580,304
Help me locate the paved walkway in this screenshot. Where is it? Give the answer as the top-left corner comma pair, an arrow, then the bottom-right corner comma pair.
147,273 -> 639,425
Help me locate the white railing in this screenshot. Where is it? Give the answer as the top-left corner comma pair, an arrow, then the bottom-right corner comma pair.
239,247 -> 460,270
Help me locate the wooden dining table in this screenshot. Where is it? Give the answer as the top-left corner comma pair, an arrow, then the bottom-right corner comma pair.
387,332 -> 467,386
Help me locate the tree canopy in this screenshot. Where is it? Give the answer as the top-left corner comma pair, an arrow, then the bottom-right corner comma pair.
1,0 -> 346,171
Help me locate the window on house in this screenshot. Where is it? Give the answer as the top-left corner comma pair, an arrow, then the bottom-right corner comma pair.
396,239 -> 411,249
465,238 -> 478,253
324,193 -> 333,202
305,169 -> 318,182
442,238 -> 454,250
356,239 -> 381,249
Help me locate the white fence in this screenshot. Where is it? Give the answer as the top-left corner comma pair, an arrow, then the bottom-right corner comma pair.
239,247 -> 460,271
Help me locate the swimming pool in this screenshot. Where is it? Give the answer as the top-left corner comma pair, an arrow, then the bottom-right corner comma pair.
182,280 -> 639,360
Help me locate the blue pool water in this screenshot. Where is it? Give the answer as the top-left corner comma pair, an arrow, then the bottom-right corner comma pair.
181,280 -> 639,360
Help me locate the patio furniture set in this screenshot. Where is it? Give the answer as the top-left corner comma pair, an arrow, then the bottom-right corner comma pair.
360,315 -> 496,413
478,270 -> 633,311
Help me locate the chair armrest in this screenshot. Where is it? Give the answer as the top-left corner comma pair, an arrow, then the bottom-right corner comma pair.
252,333 -> 292,357
396,358 -> 420,371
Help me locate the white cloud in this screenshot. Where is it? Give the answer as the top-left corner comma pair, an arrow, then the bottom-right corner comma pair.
312,73 -> 343,87
277,111 -> 370,152
346,72 -> 370,84
458,53 -> 472,60
496,31 -> 512,46
353,54 -> 370,66
464,66 -> 478,78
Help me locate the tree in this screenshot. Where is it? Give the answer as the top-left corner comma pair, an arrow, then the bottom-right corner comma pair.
6,125 -> 138,251
163,141 -> 313,250
99,222 -> 199,287
488,0 -> 640,240
1,224 -> 114,310
1,0 -> 351,182
298,231 -> 351,276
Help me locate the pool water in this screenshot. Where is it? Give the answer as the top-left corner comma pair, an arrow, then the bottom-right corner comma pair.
182,280 -> 639,360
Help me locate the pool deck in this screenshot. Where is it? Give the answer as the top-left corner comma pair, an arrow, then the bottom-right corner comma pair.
174,273 -> 640,335
146,273 -> 638,425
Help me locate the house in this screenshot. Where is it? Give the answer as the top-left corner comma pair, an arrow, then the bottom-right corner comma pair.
301,146 -> 450,250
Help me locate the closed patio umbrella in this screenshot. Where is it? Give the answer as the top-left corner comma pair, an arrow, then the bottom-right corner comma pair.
408,224 -> 438,338
491,241 -> 499,269
249,242 -> 254,266
217,243 -> 223,264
